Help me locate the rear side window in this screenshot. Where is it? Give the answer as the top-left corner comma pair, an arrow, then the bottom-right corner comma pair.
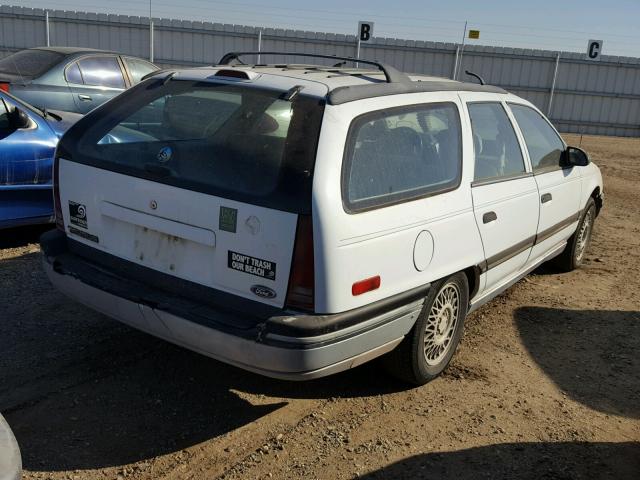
0,49 -> 64,77
509,104 -> 565,172
124,57 -> 158,84
77,56 -> 125,89
63,80 -> 324,214
467,103 -> 526,182
342,103 -> 462,212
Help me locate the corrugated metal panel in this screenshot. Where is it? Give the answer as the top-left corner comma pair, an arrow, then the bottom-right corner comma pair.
0,5 -> 638,136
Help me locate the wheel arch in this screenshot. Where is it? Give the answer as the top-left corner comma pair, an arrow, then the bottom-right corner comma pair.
462,265 -> 481,303
590,186 -> 603,215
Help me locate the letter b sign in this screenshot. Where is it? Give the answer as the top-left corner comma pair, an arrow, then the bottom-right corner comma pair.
586,39 -> 603,61
358,21 -> 374,42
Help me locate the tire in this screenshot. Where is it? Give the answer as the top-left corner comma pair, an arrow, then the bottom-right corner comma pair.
552,197 -> 596,272
384,272 -> 469,385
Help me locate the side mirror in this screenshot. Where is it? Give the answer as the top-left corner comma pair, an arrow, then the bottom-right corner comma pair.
9,107 -> 31,129
566,146 -> 590,167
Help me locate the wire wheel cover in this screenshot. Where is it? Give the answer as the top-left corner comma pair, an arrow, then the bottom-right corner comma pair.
424,283 -> 460,365
576,209 -> 593,263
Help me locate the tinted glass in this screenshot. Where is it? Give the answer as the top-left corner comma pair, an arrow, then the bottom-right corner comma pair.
124,57 -> 158,84
0,49 -> 64,77
343,103 -> 462,211
468,103 -> 525,182
65,62 -> 83,84
509,104 -> 565,171
77,56 -> 125,88
66,80 -> 324,213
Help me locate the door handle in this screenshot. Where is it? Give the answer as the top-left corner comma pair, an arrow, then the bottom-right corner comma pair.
78,94 -> 92,101
541,193 -> 553,204
483,211 -> 497,224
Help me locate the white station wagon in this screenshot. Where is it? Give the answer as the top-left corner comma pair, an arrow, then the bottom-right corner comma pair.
41,52 -> 603,384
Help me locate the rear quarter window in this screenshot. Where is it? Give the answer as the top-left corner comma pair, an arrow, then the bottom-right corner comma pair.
342,102 -> 462,212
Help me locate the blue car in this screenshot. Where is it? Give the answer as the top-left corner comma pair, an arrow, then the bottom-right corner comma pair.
0,90 -> 81,228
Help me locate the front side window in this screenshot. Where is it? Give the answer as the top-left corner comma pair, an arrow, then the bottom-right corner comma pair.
124,57 -> 158,84
509,104 -> 565,172
467,102 -> 526,182
343,103 -> 462,212
77,56 -> 125,89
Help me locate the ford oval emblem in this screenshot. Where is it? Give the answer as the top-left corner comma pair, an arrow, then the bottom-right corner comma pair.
157,146 -> 172,163
250,285 -> 277,299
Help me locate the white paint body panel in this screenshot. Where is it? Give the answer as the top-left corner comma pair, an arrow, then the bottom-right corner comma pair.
56,77 -> 602,317
58,160 -> 297,308
311,92 -> 484,313
471,177 -> 539,293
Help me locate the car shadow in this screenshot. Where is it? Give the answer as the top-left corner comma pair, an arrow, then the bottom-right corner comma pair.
0,224 -> 52,249
358,441 -> 640,479
0,251 -> 407,472
514,307 -> 640,419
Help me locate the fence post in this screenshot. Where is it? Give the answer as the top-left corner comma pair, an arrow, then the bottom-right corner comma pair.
547,52 -> 561,116
452,45 -> 460,79
257,29 -> 262,64
149,20 -> 154,62
45,10 -> 50,46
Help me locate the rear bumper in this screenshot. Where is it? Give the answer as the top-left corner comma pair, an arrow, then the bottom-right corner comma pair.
41,230 -> 426,380
0,414 -> 21,480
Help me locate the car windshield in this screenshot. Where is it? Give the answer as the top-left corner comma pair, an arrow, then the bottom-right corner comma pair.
66,79 -> 325,213
0,49 -> 65,77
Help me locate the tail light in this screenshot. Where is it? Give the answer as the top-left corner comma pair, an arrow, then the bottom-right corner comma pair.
53,155 -> 64,231
286,215 -> 314,311
0,82 -> 9,92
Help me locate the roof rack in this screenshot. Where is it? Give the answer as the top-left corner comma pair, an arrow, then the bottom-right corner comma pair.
218,52 -> 410,84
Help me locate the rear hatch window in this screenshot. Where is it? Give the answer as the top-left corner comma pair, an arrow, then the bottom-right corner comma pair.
63,79 -> 325,213
0,49 -> 65,78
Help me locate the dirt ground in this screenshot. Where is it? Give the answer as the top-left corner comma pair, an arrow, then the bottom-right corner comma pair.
1,134 -> 639,480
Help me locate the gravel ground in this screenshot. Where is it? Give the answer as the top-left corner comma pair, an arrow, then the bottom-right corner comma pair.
0,134 -> 638,480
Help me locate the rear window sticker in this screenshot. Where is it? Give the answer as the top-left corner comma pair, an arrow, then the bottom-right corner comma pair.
219,206 -> 237,233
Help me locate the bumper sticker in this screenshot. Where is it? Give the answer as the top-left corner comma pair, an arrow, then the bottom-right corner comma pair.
228,251 -> 276,281
69,201 -> 87,229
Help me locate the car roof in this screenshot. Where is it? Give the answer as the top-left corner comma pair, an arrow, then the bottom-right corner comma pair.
29,46 -> 118,56
160,60 -> 508,105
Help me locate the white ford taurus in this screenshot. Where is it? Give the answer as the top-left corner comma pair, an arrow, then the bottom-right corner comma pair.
41,52 -> 603,384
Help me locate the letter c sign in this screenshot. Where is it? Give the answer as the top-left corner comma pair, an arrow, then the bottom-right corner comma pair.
358,21 -> 374,42
586,40 -> 603,61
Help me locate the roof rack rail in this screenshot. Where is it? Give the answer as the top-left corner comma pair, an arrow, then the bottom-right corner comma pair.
218,52 -> 410,84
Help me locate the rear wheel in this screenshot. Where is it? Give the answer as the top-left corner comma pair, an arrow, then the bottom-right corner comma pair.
385,272 -> 468,385
552,198 -> 596,272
